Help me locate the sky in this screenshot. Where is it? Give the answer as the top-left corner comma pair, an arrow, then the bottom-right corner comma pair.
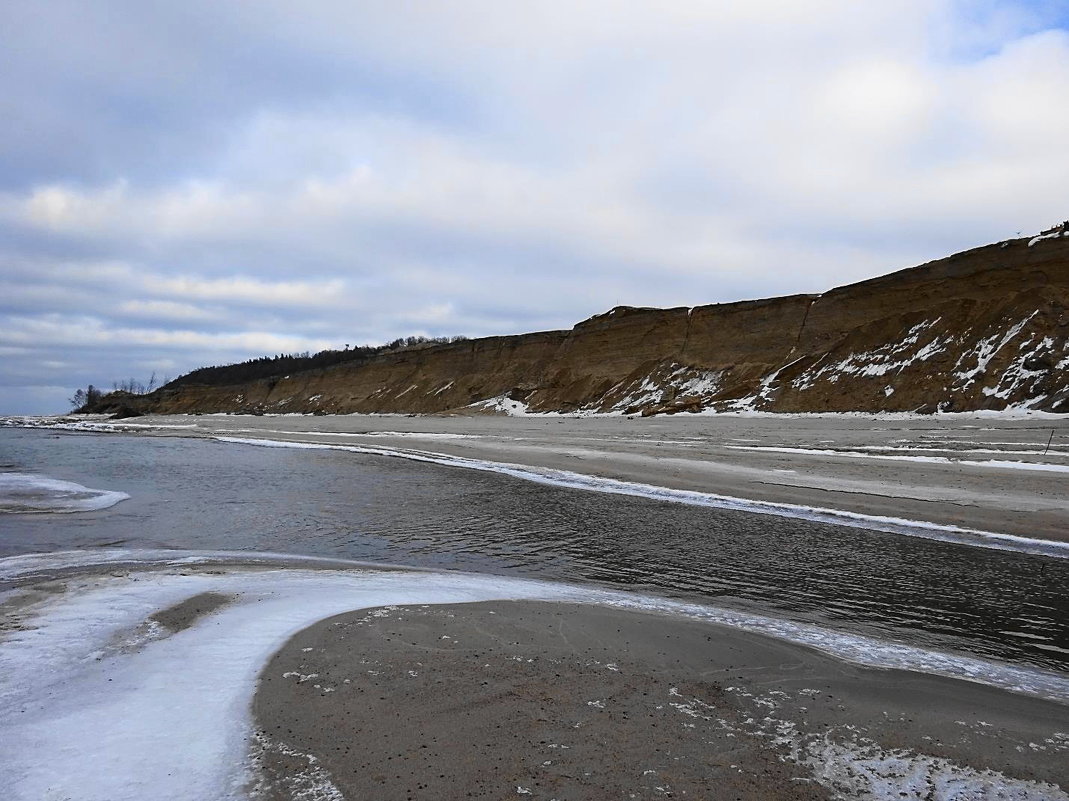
2,1 -> 1068,414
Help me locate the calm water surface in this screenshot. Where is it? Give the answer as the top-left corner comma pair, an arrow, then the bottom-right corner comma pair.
2,428 -> 1067,673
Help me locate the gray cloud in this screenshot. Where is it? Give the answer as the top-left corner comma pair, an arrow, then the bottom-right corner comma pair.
2,1 -> 1067,413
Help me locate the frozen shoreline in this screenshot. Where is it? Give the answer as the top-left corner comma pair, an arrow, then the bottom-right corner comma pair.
215,434 -> 1069,558
7,411 -> 1065,545
0,471 -> 130,513
1,551 -> 1066,800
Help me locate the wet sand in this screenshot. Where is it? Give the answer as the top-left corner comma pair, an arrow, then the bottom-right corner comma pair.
95,413 -> 1069,542
150,591 -> 232,632
252,601 -> 1069,800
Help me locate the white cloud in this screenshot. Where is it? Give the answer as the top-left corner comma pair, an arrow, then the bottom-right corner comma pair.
0,314 -> 333,353
117,299 -> 216,322
142,274 -> 348,307
1,1 -> 1067,412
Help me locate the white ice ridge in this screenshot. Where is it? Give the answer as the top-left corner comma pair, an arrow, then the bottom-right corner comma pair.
1,550 -> 1068,801
0,472 -> 130,513
213,436 -> 1069,559
725,445 -> 1069,473
0,561 -> 574,801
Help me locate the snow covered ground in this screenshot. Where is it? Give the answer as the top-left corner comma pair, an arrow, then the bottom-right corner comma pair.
0,472 -> 130,513
1,551 -> 1067,801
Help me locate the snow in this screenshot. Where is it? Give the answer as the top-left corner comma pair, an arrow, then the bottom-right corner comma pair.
214,437 -> 1069,558
966,459 -> 1069,473
470,395 -> 537,416
0,472 -> 130,513
724,445 -> 1069,473
728,360 -> 800,412
675,368 -> 724,398
225,428 -> 474,441
0,562 -> 579,801
1028,229 -> 1069,246
793,320 -> 951,387
1,550 -> 1068,801
594,363 -> 724,414
800,735 -> 1068,800
714,686 -> 1069,801
954,314 -> 1036,385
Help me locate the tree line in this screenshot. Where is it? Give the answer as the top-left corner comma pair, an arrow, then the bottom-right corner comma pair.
70,334 -> 469,410
165,335 -> 468,389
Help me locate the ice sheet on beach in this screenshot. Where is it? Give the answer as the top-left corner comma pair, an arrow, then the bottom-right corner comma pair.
0,562 -> 575,801
213,436 -> 1069,558
0,472 -> 129,513
1,550 -> 1068,801
725,445 -> 1069,473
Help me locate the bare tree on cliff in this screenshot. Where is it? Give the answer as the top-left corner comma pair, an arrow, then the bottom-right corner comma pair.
69,385 -> 102,412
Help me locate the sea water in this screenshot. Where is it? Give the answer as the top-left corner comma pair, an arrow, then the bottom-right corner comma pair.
1,426 -> 1067,673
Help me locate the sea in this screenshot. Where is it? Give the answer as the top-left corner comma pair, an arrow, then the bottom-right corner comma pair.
2,424 -> 1067,676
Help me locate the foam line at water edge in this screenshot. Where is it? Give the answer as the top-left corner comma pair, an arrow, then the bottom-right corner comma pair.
212,436 -> 1069,559
2,552 -> 1068,801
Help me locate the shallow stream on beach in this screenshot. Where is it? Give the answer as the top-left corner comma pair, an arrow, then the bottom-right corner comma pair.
2,427 -> 1067,674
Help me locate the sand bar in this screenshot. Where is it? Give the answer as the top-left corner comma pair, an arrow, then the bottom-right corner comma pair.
253,600 -> 1069,800
2,554 -> 1067,800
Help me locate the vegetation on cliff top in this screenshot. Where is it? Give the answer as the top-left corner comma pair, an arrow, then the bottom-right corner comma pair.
71,334 -> 469,411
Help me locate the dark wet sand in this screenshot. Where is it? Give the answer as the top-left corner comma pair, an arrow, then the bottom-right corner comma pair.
252,601 -> 1069,800
149,591 -> 232,632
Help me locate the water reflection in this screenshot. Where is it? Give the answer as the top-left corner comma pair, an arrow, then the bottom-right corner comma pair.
2,428 -> 1067,672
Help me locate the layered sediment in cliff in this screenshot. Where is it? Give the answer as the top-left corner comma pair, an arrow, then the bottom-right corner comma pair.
112,231 -> 1069,416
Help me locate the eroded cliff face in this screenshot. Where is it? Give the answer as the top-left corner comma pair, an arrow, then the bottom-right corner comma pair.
128,232 -> 1069,416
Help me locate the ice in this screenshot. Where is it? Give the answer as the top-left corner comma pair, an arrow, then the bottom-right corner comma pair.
214,436 -> 1069,558
0,562 -> 575,801
0,472 -> 130,513
225,427 -> 474,441
3,550 -> 1069,800
799,732 -> 1068,800
717,687 -> 1069,801
725,445 -> 1069,473
966,459 -> 1069,473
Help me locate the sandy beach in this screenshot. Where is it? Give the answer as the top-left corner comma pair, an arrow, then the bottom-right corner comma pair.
1,553 -> 1066,800
51,412 -> 1069,543
2,414 -> 1067,799
253,600 -> 1069,800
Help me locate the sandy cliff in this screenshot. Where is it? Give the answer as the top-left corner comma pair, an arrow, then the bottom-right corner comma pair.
115,231 -> 1069,416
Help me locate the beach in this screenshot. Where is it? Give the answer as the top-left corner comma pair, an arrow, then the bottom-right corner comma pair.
41,411 -> 1069,544
1,554 -> 1066,801
1,414 -> 1067,799
253,600 -> 1069,800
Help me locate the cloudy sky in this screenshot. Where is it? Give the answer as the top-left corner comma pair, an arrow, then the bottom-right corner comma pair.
2,1 -> 1068,414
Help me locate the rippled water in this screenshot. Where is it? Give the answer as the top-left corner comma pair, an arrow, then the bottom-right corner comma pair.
2,427 -> 1067,673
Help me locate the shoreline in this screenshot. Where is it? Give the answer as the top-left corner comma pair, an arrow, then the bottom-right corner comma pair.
4,548 -> 1068,703
213,433 -> 1069,557
253,599 -> 1069,800
5,412 -> 1067,544
2,553 -> 1067,799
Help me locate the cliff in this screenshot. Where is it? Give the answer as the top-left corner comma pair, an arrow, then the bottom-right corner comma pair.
107,230 -> 1069,416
